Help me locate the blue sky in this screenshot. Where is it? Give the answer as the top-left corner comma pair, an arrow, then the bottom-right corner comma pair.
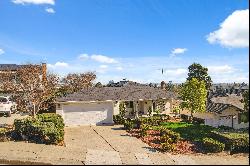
0,0 -> 249,84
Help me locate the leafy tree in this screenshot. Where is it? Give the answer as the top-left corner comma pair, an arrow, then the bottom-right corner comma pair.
180,78 -> 207,120
62,72 -> 96,93
95,82 -> 103,87
241,90 -> 249,112
187,63 -> 212,90
0,64 -> 59,117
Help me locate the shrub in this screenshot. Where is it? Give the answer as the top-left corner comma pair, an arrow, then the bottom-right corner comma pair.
202,137 -> 225,153
14,113 -> 64,145
160,134 -> 176,152
192,117 -> 205,124
159,128 -> 180,143
140,124 -> 150,137
140,116 -> 162,126
37,113 -> 64,130
218,125 -> 233,131
0,128 -> 8,142
210,131 -> 249,153
123,119 -> 134,131
113,115 -> 125,125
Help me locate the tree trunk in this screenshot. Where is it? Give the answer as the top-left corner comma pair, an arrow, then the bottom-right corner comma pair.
190,112 -> 193,122
33,104 -> 36,118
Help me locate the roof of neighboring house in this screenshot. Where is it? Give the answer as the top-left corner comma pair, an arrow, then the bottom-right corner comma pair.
0,64 -> 43,71
0,64 -> 22,71
57,85 -> 177,102
207,94 -> 244,114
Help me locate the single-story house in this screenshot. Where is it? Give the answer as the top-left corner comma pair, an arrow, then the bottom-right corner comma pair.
181,94 -> 248,129
56,85 -> 176,126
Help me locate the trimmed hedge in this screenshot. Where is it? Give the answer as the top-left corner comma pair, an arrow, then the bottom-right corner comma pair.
202,137 -> 225,153
210,131 -> 249,153
14,113 -> 64,145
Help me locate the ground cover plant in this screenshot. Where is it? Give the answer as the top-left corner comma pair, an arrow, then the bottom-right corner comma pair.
122,116 -> 249,154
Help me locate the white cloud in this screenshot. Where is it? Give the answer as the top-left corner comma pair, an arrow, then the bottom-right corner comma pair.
208,65 -> 235,74
207,9 -> 249,48
116,66 -> 123,71
78,54 -> 89,60
45,7 -> 55,13
90,54 -> 118,63
48,62 -> 69,69
99,65 -> 108,69
171,48 -> 187,56
12,0 -> 55,5
165,68 -> 187,76
97,65 -> 109,73
0,49 -> 5,55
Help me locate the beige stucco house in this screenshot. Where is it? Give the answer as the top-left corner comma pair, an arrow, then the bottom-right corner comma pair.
181,95 -> 249,129
56,85 -> 176,126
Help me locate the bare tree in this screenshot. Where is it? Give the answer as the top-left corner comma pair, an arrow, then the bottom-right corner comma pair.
62,72 -> 96,93
0,64 -> 59,117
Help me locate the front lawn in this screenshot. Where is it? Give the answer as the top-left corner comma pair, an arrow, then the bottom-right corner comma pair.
158,122 -> 218,142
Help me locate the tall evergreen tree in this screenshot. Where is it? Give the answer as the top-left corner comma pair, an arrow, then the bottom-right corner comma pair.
187,63 -> 212,90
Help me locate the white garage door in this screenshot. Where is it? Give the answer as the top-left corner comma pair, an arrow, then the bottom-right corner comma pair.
62,102 -> 113,126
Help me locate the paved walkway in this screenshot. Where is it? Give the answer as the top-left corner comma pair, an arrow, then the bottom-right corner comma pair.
0,125 -> 249,165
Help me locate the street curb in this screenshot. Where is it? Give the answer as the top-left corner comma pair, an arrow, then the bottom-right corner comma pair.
0,158 -> 52,165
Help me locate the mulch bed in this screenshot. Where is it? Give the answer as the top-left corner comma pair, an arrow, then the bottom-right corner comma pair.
128,128 -> 197,154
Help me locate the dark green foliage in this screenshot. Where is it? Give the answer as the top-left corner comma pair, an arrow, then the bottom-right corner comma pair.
160,134 -> 176,152
192,117 -> 205,124
160,122 -> 217,142
123,119 -> 134,131
139,116 -> 162,126
37,113 -> 65,130
159,128 -> 180,143
210,131 -> 249,153
14,113 -> 64,145
187,63 -> 212,90
140,124 -> 150,137
159,127 -> 181,152
113,102 -> 126,125
0,128 -> 8,142
241,90 -> 249,112
113,115 -> 125,125
218,125 -> 234,131
202,137 -> 225,153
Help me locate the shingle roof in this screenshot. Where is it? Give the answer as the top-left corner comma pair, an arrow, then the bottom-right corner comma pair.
57,85 -> 177,102
0,64 -> 42,71
0,64 -> 21,71
207,94 -> 244,114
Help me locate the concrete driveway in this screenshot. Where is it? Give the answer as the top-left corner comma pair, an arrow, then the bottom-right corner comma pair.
0,112 -> 29,127
64,125 -> 175,165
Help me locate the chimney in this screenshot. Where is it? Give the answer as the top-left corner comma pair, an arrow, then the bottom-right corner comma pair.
161,81 -> 166,89
42,63 -> 47,82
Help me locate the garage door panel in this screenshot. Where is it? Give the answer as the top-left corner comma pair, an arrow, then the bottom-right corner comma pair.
62,103 -> 113,126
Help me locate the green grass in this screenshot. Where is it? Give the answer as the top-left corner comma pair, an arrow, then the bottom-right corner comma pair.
157,122 -> 219,142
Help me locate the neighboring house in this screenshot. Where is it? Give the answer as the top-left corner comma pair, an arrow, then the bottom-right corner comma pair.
182,94 -> 248,129
56,85 -> 176,126
209,83 -> 249,97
